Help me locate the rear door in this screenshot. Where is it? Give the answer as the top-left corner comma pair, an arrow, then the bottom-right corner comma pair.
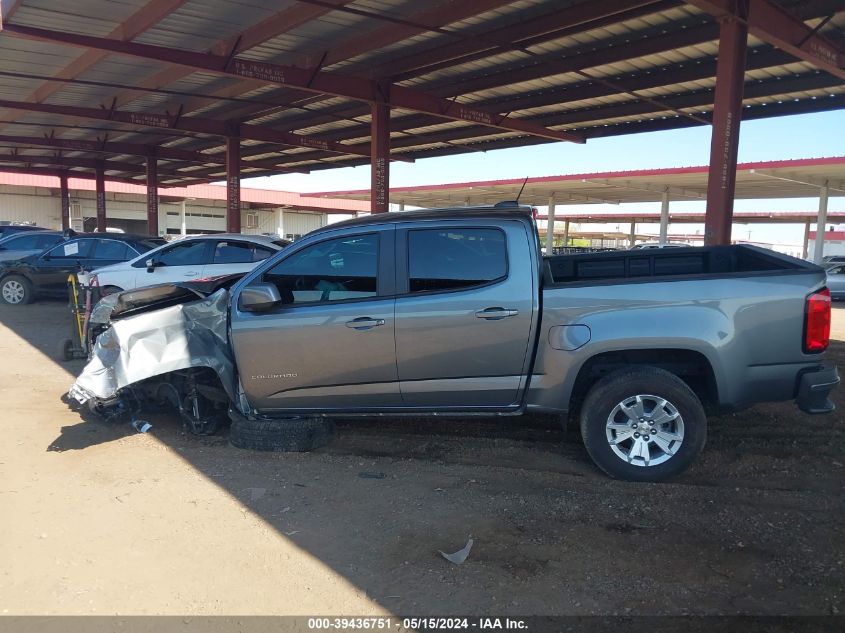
230,225 -> 399,412
394,219 -> 537,408
28,238 -> 95,295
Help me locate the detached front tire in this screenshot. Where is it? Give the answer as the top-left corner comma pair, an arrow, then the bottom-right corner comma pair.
580,366 -> 707,482
229,410 -> 333,452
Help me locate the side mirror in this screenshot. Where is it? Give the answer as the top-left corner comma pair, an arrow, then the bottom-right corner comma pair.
146,258 -> 156,273
239,282 -> 282,312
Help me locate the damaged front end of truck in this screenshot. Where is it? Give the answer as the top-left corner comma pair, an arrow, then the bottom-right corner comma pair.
69,282 -> 243,435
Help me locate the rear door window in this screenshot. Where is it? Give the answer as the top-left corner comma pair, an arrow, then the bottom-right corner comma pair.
407,228 -> 507,293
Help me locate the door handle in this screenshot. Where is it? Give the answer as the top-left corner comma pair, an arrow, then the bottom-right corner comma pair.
475,307 -> 519,320
183,271 -> 198,277
345,317 -> 385,330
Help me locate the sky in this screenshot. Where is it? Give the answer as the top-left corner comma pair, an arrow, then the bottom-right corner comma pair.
242,109 -> 845,247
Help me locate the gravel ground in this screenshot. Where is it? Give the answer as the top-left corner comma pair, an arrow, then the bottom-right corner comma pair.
0,299 -> 842,617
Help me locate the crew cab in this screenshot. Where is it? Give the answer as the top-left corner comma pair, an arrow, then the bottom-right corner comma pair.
71,206 -> 839,481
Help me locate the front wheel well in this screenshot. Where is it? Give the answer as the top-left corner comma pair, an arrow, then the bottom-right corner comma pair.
569,349 -> 718,416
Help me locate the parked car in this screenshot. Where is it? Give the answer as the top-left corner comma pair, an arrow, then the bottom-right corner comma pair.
0,233 -> 166,305
91,233 -> 289,294
827,264 -> 845,300
0,231 -> 66,263
0,224 -> 49,240
71,205 -> 838,482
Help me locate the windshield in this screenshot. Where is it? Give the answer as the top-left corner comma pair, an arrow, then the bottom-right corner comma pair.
137,238 -> 168,252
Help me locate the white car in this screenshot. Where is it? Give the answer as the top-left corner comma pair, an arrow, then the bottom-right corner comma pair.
91,233 -> 289,294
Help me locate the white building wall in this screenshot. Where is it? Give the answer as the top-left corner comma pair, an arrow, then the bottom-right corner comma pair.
0,186 -> 328,236
0,187 -> 62,228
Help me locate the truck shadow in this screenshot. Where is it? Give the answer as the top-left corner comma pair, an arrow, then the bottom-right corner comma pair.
2,300 -> 845,616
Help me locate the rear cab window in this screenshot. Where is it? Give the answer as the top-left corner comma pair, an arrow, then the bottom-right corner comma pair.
407,228 -> 507,293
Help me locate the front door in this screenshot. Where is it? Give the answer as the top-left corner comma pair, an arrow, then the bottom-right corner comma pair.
142,239 -> 210,286
231,227 -> 400,412
30,238 -> 95,295
394,221 -> 536,408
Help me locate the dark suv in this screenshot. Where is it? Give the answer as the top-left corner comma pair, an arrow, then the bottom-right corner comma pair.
0,233 -> 166,305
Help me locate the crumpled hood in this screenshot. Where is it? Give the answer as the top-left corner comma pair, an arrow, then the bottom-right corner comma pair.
70,288 -> 236,404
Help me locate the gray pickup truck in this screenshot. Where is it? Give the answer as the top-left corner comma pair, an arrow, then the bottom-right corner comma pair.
71,205 -> 839,481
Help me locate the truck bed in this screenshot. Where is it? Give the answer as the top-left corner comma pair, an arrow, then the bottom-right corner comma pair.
544,244 -> 814,286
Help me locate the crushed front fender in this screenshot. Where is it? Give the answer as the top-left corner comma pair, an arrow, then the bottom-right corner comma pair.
69,289 -> 236,405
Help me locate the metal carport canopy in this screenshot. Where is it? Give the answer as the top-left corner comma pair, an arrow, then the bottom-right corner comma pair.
0,0 -> 842,239
308,156 -> 845,207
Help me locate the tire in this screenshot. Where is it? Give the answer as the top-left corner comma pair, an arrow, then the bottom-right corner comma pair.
579,366 -> 707,482
229,411 -> 334,452
56,337 -> 76,361
1,275 -> 33,305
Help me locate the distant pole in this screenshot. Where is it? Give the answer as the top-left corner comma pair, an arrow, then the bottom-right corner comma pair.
629,222 -> 636,247
545,193 -> 556,253
95,162 -> 106,232
802,220 -> 810,260
659,190 -> 670,245
563,219 -> 570,246
813,182 -> 830,264
59,171 -> 70,231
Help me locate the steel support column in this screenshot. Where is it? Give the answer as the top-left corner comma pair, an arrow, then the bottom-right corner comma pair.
545,193 -> 557,253
629,222 -> 636,247
802,219 -> 811,260
659,190 -> 670,245
371,102 -> 390,213
563,219 -> 570,246
226,135 -> 241,233
813,182 -> 830,264
704,1 -> 748,245
59,171 -> 70,231
95,162 -> 106,232
146,156 -> 159,236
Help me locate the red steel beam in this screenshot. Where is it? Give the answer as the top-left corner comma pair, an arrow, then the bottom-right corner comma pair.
147,157 -> 159,236
687,0 -> 845,80
704,1 -> 749,245
95,162 -> 107,232
0,98 -> 396,163
1,152 -> 186,176
0,133 -> 309,173
371,103 -> 390,214
226,136 -> 240,234
59,171 -> 70,231
371,0 -> 667,80
0,24 -> 583,144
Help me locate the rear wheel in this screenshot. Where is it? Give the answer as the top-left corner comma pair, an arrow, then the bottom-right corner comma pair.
229,411 -> 333,452
1,275 -> 33,305
579,366 -> 707,482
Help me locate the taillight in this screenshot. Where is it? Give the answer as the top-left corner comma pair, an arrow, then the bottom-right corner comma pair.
805,287 -> 831,353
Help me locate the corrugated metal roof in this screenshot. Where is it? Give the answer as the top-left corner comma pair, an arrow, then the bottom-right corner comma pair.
0,0 -> 840,182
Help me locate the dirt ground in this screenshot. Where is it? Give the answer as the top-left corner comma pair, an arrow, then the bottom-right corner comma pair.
0,299 -> 843,617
